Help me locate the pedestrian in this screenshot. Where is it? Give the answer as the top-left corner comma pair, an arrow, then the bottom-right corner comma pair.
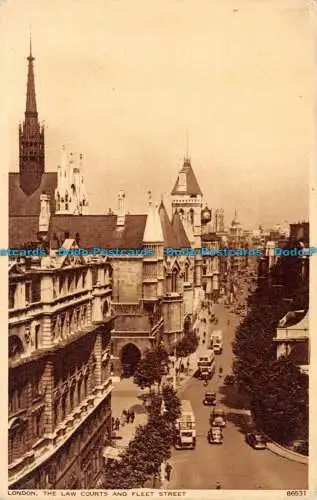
111,416 -> 115,430
165,462 -> 172,481
130,411 -> 135,423
126,410 -> 131,423
115,417 -> 120,431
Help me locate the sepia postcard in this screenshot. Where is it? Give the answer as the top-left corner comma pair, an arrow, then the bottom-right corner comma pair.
0,0 -> 316,498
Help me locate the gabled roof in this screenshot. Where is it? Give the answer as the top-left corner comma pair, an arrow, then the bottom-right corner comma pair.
50,215 -> 117,249
114,215 -> 147,249
9,216 -> 40,248
9,172 -> 57,216
49,214 -> 148,250
158,201 -> 180,248
172,212 -> 190,248
171,158 -> 202,196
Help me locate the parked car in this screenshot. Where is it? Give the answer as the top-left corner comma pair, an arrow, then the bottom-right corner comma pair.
208,426 -> 223,444
245,432 -> 267,449
224,374 -> 235,385
292,440 -> 309,456
203,391 -> 216,406
210,408 -> 226,428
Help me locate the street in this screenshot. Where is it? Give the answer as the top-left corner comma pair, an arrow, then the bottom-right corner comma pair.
167,298 -> 308,490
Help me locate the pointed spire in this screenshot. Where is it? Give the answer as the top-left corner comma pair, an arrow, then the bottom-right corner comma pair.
158,200 -> 180,248
26,34 -> 37,115
171,156 -> 202,196
143,192 -> 164,243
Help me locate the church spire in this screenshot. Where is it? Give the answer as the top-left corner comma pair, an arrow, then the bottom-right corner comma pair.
25,34 -> 37,116
19,39 -> 45,195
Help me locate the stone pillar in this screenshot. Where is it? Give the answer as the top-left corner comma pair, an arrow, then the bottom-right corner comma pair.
94,332 -> 102,387
43,360 -> 54,434
41,276 -> 54,303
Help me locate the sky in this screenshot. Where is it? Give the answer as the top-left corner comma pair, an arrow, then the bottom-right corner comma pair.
0,0 -> 314,229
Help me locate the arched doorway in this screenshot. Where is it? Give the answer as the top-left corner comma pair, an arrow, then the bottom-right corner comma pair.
120,343 -> 141,378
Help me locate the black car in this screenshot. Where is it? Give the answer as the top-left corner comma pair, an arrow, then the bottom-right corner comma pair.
203,392 -> 216,406
224,375 -> 235,385
207,426 -> 223,444
245,432 -> 267,450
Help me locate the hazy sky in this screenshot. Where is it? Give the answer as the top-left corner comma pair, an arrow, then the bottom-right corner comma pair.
1,0 -> 314,229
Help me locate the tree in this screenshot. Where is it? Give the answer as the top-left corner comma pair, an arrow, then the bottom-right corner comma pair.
175,330 -> 199,367
103,384 -> 174,489
252,356 -> 309,445
133,346 -> 168,392
232,252 -> 309,447
161,384 -> 181,425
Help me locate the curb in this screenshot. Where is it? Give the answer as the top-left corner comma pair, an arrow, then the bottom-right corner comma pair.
266,441 -> 308,465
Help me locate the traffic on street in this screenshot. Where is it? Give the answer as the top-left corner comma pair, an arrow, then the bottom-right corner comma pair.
167,273 -> 308,490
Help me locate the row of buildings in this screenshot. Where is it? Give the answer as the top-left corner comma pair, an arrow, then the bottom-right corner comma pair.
8,44 -> 248,489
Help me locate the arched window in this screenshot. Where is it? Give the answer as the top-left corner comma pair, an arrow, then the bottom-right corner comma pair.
184,263 -> 189,282
189,208 -> 194,225
54,399 -> 59,427
171,270 -> 177,293
69,385 -> 75,412
77,379 -> 82,405
9,336 -> 24,360
84,375 -> 88,399
61,394 -> 67,421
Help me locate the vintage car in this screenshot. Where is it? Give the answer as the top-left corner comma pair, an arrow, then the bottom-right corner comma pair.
224,374 -> 235,385
203,391 -> 216,406
208,426 -> 223,444
210,408 -> 226,428
245,432 -> 267,450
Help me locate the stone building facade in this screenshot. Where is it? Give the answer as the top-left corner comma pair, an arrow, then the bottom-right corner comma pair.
8,247 -> 114,489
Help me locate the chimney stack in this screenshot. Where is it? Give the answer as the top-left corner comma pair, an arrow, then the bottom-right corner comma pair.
39,193 -> 51,233
117,190 -> 126,226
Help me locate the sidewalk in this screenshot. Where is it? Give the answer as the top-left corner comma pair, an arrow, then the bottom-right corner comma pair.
111,378 -> 148,450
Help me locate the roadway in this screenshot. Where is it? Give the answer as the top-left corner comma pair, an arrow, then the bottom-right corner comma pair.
167,284 -> 308,489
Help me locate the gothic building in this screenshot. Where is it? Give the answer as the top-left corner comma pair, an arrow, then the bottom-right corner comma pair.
171,157 -> 204,309
55,146 -> 89,215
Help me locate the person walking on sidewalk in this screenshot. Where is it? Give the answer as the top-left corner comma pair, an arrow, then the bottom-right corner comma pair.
130,411 -> 135,423
115,417 -> 120,431
126,410 -> 131,423
165,463 -> 172,481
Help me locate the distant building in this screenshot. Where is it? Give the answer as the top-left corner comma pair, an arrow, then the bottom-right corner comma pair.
289,222 -> 309,246
55,147 -> 89,215
274,311 -> 309,375
214,208 -> 225,233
